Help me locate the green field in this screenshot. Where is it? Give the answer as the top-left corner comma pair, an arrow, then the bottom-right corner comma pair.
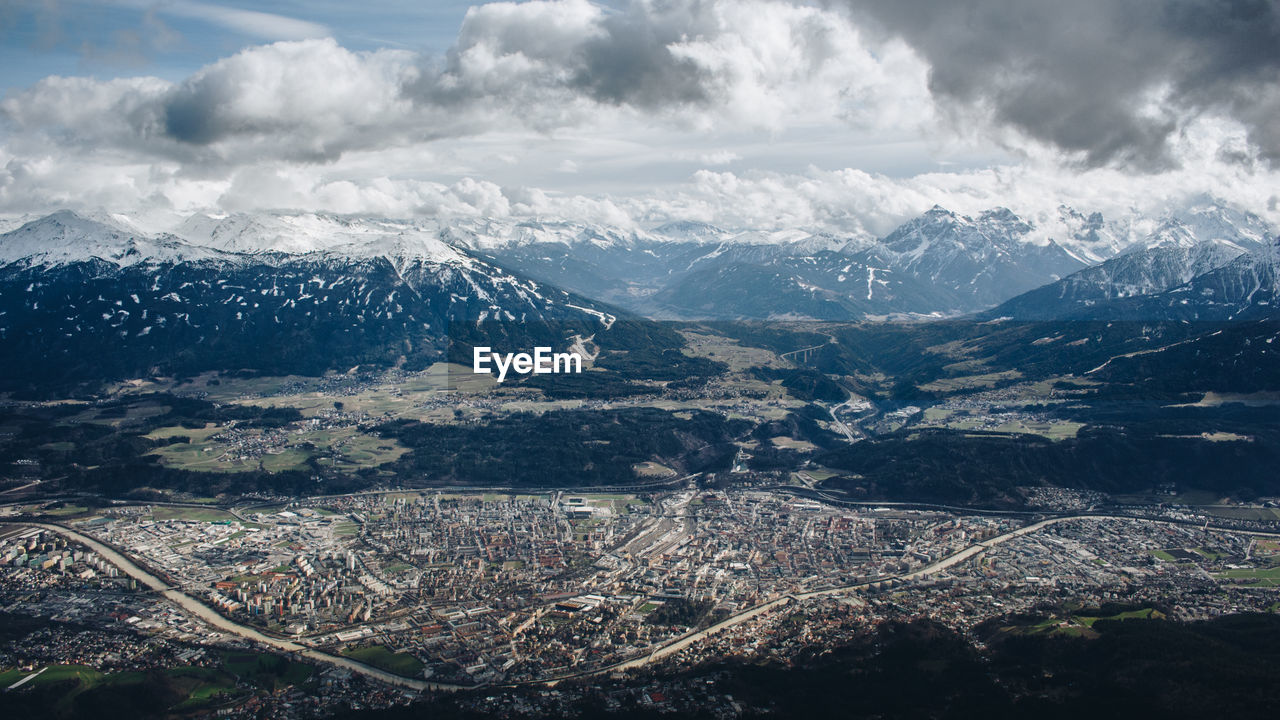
0,663 -> 240,713
1254,539 -> 1280,556
259,448 -> 312,472
146,441 -> 253,473
988,420 -> 1084,440
770,436 -> 818,450
1075,607 -> 1164,627
1215,566 -> 1280,588
918,370 -> 1023,393
1201,506 -> 1280,522
144,423 -> 223,442
1011,618 -> 1091,638
341,645 -> 424,677
147,424 -> 409,474
7,663 -> 103,687
165,667 -> 239,708
997,607 -> 1164,639
679,330 -> 790,371
220,651 -> 313,690
62,400 -> 171,428
918,410 -> 1083,440
43,503 -> 94,518
633,461 -> 677,477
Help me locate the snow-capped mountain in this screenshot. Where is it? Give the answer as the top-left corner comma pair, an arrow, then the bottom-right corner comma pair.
0,211 -> 631,393
1043,205 -> 1132,263
649,220 -> 732,244
468,206 -> 1091,319
990,204 -> 1278,321
3,197 -> 1276,340
990,242 -> 1246,320
1115,238 -> 1280,321
651,251 -> 955,320
1131,200 -> 1274,254
0,210 -> 234,267
863,206 -> 1087,310
175,212 -> 471,265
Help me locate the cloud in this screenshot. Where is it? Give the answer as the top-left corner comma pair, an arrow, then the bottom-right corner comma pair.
1,0 -> 1276,231
410,0 -> 711,115
674,149 -> 741,165
160,39 -> 418,160
158,1 -> 331,42
2,39 -> 431,166
3,1 -> 924,166
630,136 -> 1280,235
834,0 -> 1280,170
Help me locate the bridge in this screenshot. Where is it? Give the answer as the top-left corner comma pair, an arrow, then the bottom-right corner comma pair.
779,342 -> 829,363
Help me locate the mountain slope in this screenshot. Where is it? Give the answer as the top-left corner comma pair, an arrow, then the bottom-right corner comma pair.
1115,239 -> 1280,321
484,207 -> 1092,320
0,212 -> 637,394
990,209 -> 1277,321
860,206 -> 1087,311
989,242 -> 1247,320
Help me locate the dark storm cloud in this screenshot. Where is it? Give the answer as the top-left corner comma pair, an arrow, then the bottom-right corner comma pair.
571,8 -> 712,108
408,0 -> 720,116
837,0 -> 1280,170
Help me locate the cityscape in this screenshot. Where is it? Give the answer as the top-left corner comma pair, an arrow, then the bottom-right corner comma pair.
5,479 -> 1280,716
3,1 -> 1280,718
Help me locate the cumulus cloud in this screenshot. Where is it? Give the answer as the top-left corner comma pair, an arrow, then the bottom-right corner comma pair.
627,133 -> 1280,235
1,0 -> 1276,232
160,40 -> 419,160
0,40 -> 422,166
834,0 -> 1280,170
2,1 -> 925,165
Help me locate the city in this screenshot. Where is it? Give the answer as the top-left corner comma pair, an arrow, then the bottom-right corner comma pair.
3,1 -> 1280,717
5,483 -> 1280,716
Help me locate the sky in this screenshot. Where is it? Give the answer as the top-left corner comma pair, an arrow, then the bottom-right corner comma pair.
0,0 -> 1278,236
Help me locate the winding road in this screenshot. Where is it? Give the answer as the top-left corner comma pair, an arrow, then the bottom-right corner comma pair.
26,522 -> 459,693
26,511 -> 1280,690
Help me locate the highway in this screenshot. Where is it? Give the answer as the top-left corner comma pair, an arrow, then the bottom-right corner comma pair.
576,514 -> 1280,677
25,511 -> 1280,691
27,522 -> 460,693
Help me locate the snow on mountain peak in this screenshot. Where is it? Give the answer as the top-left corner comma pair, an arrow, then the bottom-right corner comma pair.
175,212 -> 457,260
1,210 -> 473,268
651,220 -> 730,243
0,210 -> 213,267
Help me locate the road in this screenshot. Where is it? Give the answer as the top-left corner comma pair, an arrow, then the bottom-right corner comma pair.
589,517 -> 1067,675
27,512 -> 1280,690
27,522 -> 460,693
825,397 -> 861,442
580,514 -> 1280,676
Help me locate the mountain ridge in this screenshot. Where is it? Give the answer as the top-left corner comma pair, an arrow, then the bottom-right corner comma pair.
3,199 -> 1276,324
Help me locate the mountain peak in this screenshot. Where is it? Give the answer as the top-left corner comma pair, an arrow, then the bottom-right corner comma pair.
1,210 -> 134,267
651,220 -> 728,242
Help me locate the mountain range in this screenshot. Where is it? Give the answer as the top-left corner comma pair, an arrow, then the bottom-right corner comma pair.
1,199 -> 1276,391
0,211 -> 627,394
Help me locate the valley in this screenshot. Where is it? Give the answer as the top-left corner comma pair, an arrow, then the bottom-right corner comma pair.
2,204 -> 1279,720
